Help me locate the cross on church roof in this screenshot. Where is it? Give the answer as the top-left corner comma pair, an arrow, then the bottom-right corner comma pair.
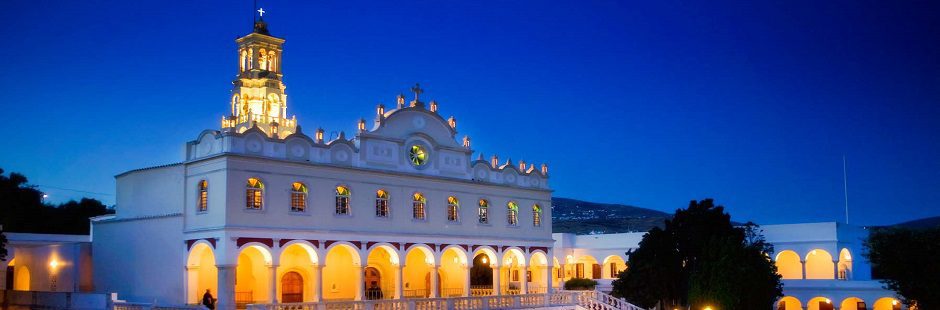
257,7 -> 266,17
411,83 -> 423,102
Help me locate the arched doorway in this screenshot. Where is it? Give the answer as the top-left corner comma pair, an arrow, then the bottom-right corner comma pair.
840,297 -> 866,310
528,252 -> 550,293
805,249 -> 835,279
424,271 -> 442,297
601,255 -> 626,279
365,245 -> 398,300
470,252 -> 493,296
777,296 -> 802,310
808,297 -> 835,310
281,272 -> 303,303
872,297 -> 901,310
440,247 -> 467,297
575,255 -> 600,280
501,248 -> 525,295
775,250 -> 803,279
236,245 -> 273,305
14,265 -> 30,291
278,242 -> 318,302
403,246 -> 434,298
186,243 -> 218,304
364,267 -> 383,300
838,248 -> 853,280
323,244 -> 362,301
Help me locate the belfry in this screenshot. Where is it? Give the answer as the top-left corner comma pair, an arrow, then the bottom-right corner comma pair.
222,14 -> 297,138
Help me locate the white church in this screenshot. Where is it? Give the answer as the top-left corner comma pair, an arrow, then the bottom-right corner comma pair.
0,13 -> 906,310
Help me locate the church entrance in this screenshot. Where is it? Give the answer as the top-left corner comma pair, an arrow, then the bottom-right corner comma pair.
281,271 -> 303,303
470,253 -> 493,296
364,267 -> 383,300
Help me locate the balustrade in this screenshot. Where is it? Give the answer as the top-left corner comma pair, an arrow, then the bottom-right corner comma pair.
245,290 -> 644,310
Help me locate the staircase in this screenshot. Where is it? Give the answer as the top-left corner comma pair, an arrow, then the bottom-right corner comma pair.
573,290 -> 645,310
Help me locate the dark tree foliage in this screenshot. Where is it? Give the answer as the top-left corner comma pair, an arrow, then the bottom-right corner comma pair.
864,227 -> 940,309
0,168 -> 114,235
611,199 -> 782,310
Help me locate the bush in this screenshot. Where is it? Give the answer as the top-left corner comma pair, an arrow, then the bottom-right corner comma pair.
564,278 -> 598,290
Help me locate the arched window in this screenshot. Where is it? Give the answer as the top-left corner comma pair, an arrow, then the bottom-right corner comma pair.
335,186 -> 350,215
447,196 -> 459,222
290,182 -> 307,212
197,180 -> 208,212
412,193 -> 426,220
478,199 -> 489,224
239,49 -> 247,72
246,178 -> 264,210
376,190 -> 389,217
268,51 -> 277,71
532,204 -> 543,227
507,201 -> 519,225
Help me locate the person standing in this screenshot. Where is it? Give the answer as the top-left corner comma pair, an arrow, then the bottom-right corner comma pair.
202,289 -> 216,310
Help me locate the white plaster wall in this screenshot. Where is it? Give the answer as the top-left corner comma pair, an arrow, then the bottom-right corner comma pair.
4,242 -> 87,292
92,215 -> 185,305
184,158 -> 229,231
215,156 -> 552,241
115,165 -> 186,218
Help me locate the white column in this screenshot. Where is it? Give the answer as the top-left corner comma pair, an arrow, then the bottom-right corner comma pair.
395,264 -> 404,299
430,265 -> 440,298
800,260 -> 807,279
545,264 -> 554,295
520,266 -> 528,294
463,266 -> 471,297
492,266 -> 501,296
833,260 -> 840,280
216,265 -> 237,310
355,265 -> 365,301
268,265 -> 278,303
186,266 -> 198,304
313,265 -> 323,302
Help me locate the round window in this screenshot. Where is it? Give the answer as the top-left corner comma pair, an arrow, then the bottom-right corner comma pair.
409,144 -> 428,166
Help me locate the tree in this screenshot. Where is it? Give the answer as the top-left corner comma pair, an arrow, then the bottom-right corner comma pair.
0,167 -> 113,235
611,199 -> 782,310
864,227 -> 940,309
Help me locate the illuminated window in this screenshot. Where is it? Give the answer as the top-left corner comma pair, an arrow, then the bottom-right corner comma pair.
447,196 -> 459,222
507,201 -> 519,225
409,145 -> 428,166
575,263 -> 584,279
258,48 -> 268,71
478,199 -> 489,224
335,186 -> 350,215
290,182 -> 307,212
246,178 -> 264,210
609,263 -> 620,278
413,193 -> 426,220
197,180 -> 208,212
376,190 -> 389,217
532,204 -> 542,227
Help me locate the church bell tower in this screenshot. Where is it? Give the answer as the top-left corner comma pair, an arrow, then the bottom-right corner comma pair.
221,10 -> 297,139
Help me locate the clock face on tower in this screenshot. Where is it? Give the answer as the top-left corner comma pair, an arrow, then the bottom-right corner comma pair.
409,144 -> 428,167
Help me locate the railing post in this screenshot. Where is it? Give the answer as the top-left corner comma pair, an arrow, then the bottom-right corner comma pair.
481,296 -> 490,310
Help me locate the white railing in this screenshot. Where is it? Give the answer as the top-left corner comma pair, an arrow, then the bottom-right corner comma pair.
245,290 -> 643,310
112,302 -> 206,310
573,290 -> 645,310
246,292 -> 580,310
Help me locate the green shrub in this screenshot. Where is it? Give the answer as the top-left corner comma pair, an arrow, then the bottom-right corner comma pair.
564,278 -> 598,290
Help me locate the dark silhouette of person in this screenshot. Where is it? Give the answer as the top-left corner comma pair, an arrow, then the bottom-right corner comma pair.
366,283 -> 383,300
202,289 -> 216,309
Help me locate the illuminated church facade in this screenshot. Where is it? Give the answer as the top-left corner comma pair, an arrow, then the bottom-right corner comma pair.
90,18 -> 555,309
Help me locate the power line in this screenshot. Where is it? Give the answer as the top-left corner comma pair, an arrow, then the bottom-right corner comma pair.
33,184 -> 114,197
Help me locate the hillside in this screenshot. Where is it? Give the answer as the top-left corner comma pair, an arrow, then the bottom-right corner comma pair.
894,216 -> 940,229
551,197 -> 671,234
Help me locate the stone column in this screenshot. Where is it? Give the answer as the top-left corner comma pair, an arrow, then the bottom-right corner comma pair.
492,266 -> 501,296
833,260 -> 840,280
463,265 -> 471,297
216,265 -> 237,310
519,265 -> 534,295
355,265 -> 365,301
430,265 -> 440,298
800,260 -> 807,279
313,265 -> 323,302
546,265 -> 554,294
186,266 -> 199,304
395,264 -> 404,299
268,265 -> 278,303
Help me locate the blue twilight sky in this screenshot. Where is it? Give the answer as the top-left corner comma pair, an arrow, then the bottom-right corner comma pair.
0,1 -> 937,226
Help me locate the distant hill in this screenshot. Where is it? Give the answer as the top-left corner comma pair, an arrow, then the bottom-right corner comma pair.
551,197 -> 672,234
893,216 -> 940,229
